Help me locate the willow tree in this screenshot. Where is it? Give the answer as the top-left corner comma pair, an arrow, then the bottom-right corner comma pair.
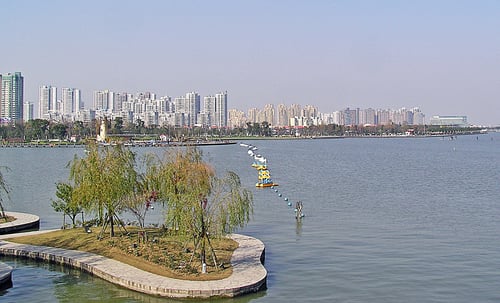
51,182 -> 82,228
154,148 -> 253,271
69,143 -> 137,237
121,153 -> 160,229
0,166 -> 10,219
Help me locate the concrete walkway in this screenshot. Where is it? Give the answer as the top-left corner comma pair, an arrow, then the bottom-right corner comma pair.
0,227 -> 267,298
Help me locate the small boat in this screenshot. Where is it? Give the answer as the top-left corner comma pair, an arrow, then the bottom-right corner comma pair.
256,182 -> 278,188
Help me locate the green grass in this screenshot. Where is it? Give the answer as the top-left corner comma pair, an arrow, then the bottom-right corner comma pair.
7,227 -> 238,281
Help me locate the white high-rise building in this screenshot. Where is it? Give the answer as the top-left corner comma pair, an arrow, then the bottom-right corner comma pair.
203,95 -> 216,127
61,87 -> 79,115
185,92 -> 200,127
24,101 -> 34,122
215,91 -> 228,128
39,85 -> 57,119
93,90 -> 112,112
74,89 -> 83,112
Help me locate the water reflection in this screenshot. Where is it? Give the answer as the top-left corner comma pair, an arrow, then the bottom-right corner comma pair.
0,256 -> 266,303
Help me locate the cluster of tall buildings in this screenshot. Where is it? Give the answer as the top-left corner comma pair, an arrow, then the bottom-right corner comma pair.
2,71 -> 453,129
38,86 -> 228,128
229,105 -> 426,128
39,85 -> 83,121
90,90 -> 228,128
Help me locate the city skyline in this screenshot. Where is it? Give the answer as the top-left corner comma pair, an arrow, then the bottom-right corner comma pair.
32,83 -> 429,128
2,1 -> 499,125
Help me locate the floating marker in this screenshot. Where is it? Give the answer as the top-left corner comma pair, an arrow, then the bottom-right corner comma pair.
278,193 -> 282,197
284,197 -> 289,201
287,202 -> 292,206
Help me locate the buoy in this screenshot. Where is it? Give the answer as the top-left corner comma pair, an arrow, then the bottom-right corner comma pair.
274,189 -> 278,192
278,193 -> 282,197
301,214 -> 305,217
284,197 -> 288,201
287,202 -> 292,206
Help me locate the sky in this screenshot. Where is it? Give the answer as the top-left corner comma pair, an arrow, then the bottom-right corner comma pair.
1,0 -> 499,125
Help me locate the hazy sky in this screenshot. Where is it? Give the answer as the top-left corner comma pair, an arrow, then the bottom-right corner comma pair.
2,0 -> 499,125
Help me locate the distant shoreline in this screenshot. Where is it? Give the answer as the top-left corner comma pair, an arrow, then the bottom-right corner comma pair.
0,141 -> 237,148
1,132 -> 490,148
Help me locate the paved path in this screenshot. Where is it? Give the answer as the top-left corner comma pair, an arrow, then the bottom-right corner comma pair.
0,228 -> 267,298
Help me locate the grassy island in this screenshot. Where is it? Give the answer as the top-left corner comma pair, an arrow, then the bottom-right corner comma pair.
8,227 -> 238,281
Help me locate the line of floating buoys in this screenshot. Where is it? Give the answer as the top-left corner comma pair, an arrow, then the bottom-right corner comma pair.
240,142 -> 307,220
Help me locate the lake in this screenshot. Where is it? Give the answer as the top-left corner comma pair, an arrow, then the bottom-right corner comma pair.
1,134 -> 500,302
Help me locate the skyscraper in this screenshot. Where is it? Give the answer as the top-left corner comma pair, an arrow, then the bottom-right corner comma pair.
203,95 -> 216,126
61,88 -> 76,115
0,72 -> 24,123
39,85 -> 57,119
24,101 -> 34,121
185,92 -> 200,127
215,91 -> 228,128
93,90 -> 112,112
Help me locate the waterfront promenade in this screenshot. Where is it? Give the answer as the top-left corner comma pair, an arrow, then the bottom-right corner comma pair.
0,213 -> 267,298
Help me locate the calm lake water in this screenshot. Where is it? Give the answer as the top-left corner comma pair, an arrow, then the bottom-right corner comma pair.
1,134 -> 500,303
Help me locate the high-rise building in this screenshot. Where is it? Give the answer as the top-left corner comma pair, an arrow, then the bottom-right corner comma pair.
228,109 -> 246,128
0,72 -> 24,123
203,95 -> 216,126
74,89 -> 83,112
39,85 -> 57,119
276,104 -> 289,127
61,87 -> 80,115
215,91 -> 227,128
93,90 -> 112,111
24,101 -> 34,121
185,92 -> 200,127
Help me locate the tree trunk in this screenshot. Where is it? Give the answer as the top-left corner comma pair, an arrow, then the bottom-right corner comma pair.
110,213 -> 115,237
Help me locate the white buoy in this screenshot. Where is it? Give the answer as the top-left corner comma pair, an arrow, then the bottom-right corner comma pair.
285,197 -> 289,201
287,202 -> 292,206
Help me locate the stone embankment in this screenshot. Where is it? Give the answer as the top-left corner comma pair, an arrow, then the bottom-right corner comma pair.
0,214 -> 267,298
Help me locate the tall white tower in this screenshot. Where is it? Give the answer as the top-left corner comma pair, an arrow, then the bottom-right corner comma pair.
215,91 -> 227,128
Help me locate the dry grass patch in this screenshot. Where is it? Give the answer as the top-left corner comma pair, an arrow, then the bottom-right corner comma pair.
7,227 -> 238,281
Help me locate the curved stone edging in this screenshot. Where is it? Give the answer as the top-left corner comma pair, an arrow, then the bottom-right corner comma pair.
0,233 -> 267,298
0,262 -> 13,289
0,212 -> 40,235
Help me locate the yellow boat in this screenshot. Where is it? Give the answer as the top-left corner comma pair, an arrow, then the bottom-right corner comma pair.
255,182 -> 278,188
